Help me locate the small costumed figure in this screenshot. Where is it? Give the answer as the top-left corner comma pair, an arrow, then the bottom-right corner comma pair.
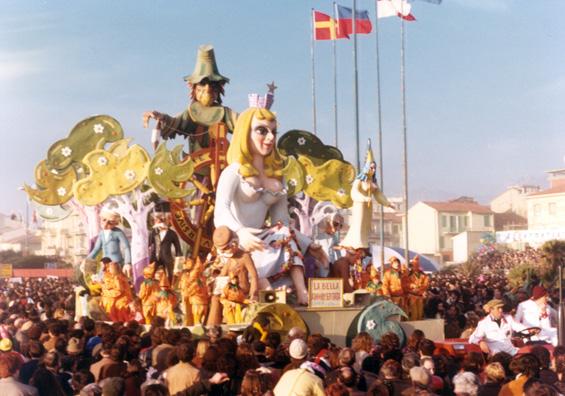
138,262 -> 159,325
340,140 -> 394,250
314,213 -> 345,277
329,248 -> 367,294
179,257 -> 210,326
220,272 -> 250,324
366,265 -> 384,296
207,226 -> 259,326
148,212 -> 183,283
405,256 -> 429,321
155,276 -> 178,326
100,261 -> 133,322
382,257 -> 408,312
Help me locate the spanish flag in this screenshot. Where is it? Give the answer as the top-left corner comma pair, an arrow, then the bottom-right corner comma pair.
313,10 -> 347,41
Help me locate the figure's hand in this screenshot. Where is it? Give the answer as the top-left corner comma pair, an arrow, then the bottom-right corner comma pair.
142,111 -> 163,128
387,203 -> 396,210
122,264 -> 132,278
237,227 -> 265,252
209,372 -> 229,385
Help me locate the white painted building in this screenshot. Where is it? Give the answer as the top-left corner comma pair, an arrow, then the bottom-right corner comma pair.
496,168 -> 565,247
37,211 -> 90,265
407,197 -> 494,263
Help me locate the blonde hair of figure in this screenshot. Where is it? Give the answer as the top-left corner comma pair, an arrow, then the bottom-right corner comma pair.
227,107 -> 284,179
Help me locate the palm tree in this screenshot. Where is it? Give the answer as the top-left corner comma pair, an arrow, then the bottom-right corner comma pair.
540,240 -> 565,344
456,258 -> 482,279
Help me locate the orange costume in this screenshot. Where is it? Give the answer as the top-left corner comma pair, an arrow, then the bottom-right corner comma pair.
220,273 -> 249,324
155,277 -> 178,325
406,256 -> 429,321
179,257 -> 210,326
100,262 -> 133,322
382,258 -> 408,312
138,263 -> 159,324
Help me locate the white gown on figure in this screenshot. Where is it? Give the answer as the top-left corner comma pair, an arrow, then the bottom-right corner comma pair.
214,163 -> 308,279
341,179 -> 391,249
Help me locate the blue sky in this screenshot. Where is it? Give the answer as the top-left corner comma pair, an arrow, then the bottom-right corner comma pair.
1,0 -> 564,216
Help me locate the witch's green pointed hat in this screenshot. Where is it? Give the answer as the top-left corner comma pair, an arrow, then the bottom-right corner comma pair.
184,44 -> 230,84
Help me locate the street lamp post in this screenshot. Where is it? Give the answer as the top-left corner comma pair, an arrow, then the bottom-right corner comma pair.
18,187 -> 30,256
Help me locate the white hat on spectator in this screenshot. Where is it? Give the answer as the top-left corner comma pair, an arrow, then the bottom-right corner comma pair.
410,366 -> 431,387
453,372 -> 479,396
289,338 -> 308,360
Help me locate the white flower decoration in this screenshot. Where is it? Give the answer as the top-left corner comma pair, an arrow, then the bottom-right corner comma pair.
297,137 -> 307,146
93,124 -> 105,134
305,174 -> 314,185
97,156 -> 108,166
154,167 -> 164,176
57,187 -> 67,197
366,320 -> 376,330
337,188 -> 346,197
51,169 -> 59,175
288,178 -> 297,187
61,146 -> 72,157
124,169 -> 136,181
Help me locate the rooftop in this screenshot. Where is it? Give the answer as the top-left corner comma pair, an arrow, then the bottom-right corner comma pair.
422,201 -> 493,214
527,184 -> 565,197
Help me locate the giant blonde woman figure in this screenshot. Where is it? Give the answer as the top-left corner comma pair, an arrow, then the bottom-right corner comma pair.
214,102 -> 318,305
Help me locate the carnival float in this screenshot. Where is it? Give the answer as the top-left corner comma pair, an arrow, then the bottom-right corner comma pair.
24,44 -> 434,345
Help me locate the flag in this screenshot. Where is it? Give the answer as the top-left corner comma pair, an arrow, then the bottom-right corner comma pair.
378,0 -> 416,21
336,5 -> 373,38
313,10 -> 347,40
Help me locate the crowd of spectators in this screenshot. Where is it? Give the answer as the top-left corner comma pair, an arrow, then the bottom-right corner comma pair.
425,247 -> 547,339
0,245 -> 563,396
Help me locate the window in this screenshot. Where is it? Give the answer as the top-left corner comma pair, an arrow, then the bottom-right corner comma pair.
439,236 -> 444,249
549,202 -> 556,215
449,216 -> 456,232
458,215 -> 467,232
484,215 -> 491,227
442,215 -> 447,228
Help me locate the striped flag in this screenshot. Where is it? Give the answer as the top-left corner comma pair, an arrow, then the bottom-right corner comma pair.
336,5 -> 373,37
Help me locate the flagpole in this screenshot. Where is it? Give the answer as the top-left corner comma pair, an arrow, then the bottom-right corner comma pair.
332,2 -> 339,148
310,9 -> 318,135
400,11 -> 410,264
374,0 -> 385,274
352,0 -> 360,171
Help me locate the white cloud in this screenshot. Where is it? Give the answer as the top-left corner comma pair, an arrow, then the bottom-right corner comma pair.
450,0 -> 512,12
0,12 -> 57,34
0,50 -> 44,81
